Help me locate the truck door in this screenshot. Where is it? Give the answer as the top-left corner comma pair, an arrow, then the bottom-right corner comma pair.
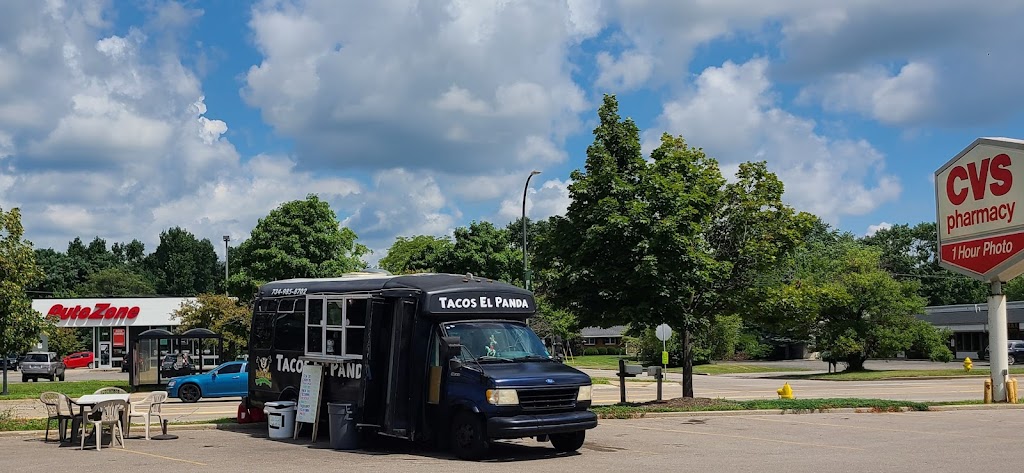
359,298 -> 416,439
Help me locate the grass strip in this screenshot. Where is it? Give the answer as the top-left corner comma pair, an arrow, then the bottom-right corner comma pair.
591,398 -> 930,418
800,368 -> 1024,381
566,355 -> 810,375
0,380 -> 132,400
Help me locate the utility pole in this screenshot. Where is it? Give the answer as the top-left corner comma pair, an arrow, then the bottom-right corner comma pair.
522,170 -> 541,290
223,235 -> 231,296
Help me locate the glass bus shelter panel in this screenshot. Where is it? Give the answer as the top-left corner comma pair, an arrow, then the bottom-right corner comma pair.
136,339 -> 159,386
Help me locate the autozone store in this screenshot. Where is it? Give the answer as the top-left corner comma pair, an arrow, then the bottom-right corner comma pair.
31,297 -> 195,370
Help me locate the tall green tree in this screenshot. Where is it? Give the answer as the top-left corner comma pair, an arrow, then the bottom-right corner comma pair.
433,221 -> 522,284
546,95 -> 807,397
30,248 -> 78,297
75,267 -> 157,296
861,222 -> 987,306
44,325 -> 83,357
171,294 -> 252,358
146,227 -> 219,295
230,195 -> 368,299
0,208 -> 49,394
379,235 -> 452,274
759,241 -> 938,370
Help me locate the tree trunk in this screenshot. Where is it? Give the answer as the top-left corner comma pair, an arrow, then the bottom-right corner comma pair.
845,354 -> 867,371
682,328 -> 694,398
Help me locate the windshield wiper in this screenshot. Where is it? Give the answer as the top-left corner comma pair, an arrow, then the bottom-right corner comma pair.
475,355 -> 514,363
512,355 -> 551,362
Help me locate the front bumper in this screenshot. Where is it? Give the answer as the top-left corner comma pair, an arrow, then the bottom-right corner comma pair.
486,410 -> 597,439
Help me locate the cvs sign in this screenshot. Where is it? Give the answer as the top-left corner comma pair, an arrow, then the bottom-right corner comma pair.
936,137 -> 1024,280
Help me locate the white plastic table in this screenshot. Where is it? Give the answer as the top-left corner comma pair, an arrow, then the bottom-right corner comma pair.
67,393 -> 131,446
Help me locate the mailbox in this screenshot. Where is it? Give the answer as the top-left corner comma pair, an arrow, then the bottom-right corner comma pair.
622,364 -> 643,377
647,365 -> 662,376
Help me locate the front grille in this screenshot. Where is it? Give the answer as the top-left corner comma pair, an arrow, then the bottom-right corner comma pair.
516,387 -> 578,412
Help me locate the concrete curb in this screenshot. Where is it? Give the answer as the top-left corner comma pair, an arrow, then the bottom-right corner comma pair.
0,422 -> 264,438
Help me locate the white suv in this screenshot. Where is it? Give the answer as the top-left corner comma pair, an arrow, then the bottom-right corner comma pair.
21,352 -> 66,382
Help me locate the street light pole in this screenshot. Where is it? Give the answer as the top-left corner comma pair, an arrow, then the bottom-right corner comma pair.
522,170 -> 541,291
223,235 -> 231,296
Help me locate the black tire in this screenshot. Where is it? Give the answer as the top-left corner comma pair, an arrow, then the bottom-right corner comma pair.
21,374 -> 27,382
1010,355 -> 1016,366
58,372 -> 65,381
450,411 -> 488,461
179,383 -> 202,403
550,431 -> 586,453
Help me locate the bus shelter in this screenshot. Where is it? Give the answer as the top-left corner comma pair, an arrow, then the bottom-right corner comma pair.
131,328 -> 224,388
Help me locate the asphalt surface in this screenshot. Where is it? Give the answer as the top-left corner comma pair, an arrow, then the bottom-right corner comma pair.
2,408 -> 1022,472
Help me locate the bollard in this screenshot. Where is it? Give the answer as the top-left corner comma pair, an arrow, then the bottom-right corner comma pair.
1010,378 -> 1019,404
985,378 -> 993,404
618,358 -> 627,404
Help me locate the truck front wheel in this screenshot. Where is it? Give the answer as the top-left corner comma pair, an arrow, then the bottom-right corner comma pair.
550,431 -> 586,453
451,411 -> 488,460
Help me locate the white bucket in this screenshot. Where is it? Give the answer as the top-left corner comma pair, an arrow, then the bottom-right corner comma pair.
263,401 -> 297,440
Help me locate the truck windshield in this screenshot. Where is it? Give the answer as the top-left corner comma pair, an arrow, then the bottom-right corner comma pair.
443,321 -> 551,363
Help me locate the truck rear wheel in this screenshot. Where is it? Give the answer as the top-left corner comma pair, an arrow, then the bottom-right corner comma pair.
550,431 -> 585,453
451,411 -> 488,460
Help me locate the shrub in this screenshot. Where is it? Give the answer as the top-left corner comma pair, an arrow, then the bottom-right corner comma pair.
583,347 -> 599,356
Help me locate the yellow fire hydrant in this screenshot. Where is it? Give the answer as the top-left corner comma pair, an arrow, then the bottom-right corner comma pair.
777,382 -> 794,399
964,357 -> 973,372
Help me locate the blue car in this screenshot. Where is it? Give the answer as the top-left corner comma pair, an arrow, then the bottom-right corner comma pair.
167,361 -> 248,403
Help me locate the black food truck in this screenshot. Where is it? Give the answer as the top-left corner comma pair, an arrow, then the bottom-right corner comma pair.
244,272 -> 597,459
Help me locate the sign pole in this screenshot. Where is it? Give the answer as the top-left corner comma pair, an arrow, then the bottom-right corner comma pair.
989,281 -> 1010,402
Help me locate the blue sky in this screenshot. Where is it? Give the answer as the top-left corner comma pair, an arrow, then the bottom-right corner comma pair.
2,0 -> 1024,265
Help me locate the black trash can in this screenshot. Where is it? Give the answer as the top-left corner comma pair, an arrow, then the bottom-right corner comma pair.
328,403 -> 358,450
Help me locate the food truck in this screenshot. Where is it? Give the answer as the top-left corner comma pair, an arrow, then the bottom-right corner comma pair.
244,272 -> 597,459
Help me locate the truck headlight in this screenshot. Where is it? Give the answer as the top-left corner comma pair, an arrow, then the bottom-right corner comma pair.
486,389 -> 519,406
577,385 -> 592,401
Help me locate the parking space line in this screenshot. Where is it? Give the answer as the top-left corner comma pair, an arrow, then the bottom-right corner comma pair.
112,448 -> 208,465
621,424 -> 864,450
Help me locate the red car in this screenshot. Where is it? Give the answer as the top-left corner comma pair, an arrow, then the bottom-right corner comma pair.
62,351 -> 94,369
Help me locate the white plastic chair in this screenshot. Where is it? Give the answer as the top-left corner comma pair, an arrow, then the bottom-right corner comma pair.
82,399 -> 126,450
93,387 -> 128,395
128,391 -> 167,440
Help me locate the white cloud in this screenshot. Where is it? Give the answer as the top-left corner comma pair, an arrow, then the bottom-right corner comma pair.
595,50 -> 655,91
496,178 -> 572,223
797,62 -> 938,125
865,222 -> 893,237
645,59 -> 901,223
242,0 -> 592,174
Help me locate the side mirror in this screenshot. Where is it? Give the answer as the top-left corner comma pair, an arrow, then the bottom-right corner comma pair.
441,336 -> 462,358
211,371 -> 217,379
441,336 -> 463,372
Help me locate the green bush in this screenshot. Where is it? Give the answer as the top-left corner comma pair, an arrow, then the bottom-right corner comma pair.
583,347 -> 599,356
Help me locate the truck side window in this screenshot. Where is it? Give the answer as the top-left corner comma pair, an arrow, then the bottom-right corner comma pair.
252,313 -> 273,349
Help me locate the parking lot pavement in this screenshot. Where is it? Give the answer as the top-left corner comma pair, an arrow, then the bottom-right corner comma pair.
3,409 -> 1023,472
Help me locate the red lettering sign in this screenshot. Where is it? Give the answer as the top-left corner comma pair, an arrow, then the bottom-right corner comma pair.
946,154 -> 1013,205
47,303 -> 141,320
113,328 -> 126,348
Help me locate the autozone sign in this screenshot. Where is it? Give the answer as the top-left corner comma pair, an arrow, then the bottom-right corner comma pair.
936,137 -> 1024,281
47,303 -> 141,320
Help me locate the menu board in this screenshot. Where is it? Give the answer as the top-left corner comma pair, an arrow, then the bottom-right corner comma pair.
295,363 -> 323,424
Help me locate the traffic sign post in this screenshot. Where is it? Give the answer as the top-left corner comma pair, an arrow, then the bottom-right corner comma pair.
936,137 -> 1024,402
655,324 -> 672,369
